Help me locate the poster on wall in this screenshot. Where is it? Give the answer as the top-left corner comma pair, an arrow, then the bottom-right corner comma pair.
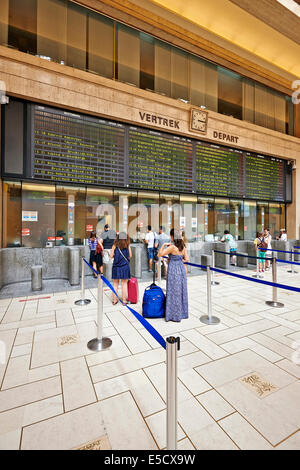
192,218 -> 197,229
22,211 -> 38,222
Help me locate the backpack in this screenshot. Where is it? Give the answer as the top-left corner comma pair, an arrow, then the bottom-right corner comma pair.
258,237 -> 268,250
142,284 -> 165,318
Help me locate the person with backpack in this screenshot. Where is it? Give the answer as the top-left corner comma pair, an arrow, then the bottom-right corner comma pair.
88,231 -> 104,278
157,228 -> 189,322
221,230 -> 237,266
110,232 -> 132,305
264,228 -> 272,270
254,231 -> 267,273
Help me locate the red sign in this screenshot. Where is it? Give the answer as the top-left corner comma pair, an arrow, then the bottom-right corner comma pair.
47,237 -> 55,241
86,225 -> 93,232
22,228 -> 30,236
55,237 -> 63,241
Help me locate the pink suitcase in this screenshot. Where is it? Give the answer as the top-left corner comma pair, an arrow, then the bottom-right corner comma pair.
128,277 -> 139,304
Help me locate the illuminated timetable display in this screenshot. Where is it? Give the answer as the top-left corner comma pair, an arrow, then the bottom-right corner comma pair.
27,103 -> 288,202
128,127 -> 193,192
32,106 -> 126,186
196,142 -> 244,197
245,153 -> 285,201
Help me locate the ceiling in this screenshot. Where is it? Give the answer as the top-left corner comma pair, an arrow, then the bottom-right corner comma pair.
146,0 -> 300,79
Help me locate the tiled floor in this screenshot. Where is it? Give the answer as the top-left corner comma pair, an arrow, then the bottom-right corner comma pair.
0,264 -> 299,450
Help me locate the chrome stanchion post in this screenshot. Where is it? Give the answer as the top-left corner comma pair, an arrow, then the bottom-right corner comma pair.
166,336 -> 179,451
75,258 -> 91,305
157,258 -> 162,286
211,250 -> 219,286
265,256 -> 284,308
200,266 -> 220,325
287,248 -> 298,274
87,274 -> 112,351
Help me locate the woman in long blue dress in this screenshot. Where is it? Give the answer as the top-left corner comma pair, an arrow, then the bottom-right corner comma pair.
110,232 -> 132,305
157,229 -> 189,322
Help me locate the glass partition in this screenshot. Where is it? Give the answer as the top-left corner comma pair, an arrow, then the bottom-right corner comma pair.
114,189 -> 138,239
197,197 -> 214,241
55,185 -> 86,246
37,0 -> 67,64
218,67 -> 242,120
244,200 -> 257,240
88,11 -> 114,79
159,193 -> 180,236
117,23 -> 140,87
67,1 -> 87,70
137,191 -> 159,239
180,194 -> 197,243
229,200 -> 243,240
269,203 -> 285,239
257,201 -> 269,234
214,198 -> 230,240
2,181 -> 21,248
86,188 -> 115,239
22,183 -> 55,248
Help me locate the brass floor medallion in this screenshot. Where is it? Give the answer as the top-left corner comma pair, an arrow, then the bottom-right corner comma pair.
58,334 -> 80,347
240,372 -> 277,398
74,435 -> 111,450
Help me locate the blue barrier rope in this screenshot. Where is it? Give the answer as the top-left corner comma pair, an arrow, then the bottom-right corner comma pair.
276,259 -> 300,266
213,250 -> 260,260
209,266 -> 300,293
83,258 -> 166,350
294,246 -> 300,249
259,248 -> 295,255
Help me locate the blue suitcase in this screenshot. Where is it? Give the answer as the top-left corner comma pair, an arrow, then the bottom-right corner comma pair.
142,284 -> 165,318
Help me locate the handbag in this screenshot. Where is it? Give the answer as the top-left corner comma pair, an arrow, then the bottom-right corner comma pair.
95,240 -> 102,255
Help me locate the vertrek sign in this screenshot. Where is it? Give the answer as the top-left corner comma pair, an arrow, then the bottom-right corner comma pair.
138,111 -> 180,129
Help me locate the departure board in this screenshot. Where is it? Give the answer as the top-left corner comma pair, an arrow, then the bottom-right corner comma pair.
27,102 -> 287,202
245,153 -> 285,202
128,127 -> 194,192
32,106 -> 126,186
195,142 -> 244,197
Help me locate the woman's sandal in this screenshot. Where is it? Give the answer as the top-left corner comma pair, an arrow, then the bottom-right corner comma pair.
112,300 -> 118,305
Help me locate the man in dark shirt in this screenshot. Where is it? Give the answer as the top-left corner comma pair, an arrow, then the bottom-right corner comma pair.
100,224 -> 116,263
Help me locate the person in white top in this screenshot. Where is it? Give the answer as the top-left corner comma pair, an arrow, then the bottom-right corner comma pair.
276,229 -> 287,241
263,228 -> 272,270
144,225 -> 156,272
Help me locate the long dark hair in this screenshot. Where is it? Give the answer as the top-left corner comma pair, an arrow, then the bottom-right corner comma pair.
170,229 -> 185,252
114,232 -> 130,250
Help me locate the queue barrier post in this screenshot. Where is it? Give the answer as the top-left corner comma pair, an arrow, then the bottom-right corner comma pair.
211,250 -> 220,286
157,258 -> 162,286
265,256 -> 284,308
87,274 -> 112,351
166,336 -> 179,451
75,258 -> 91,306
200,266 -> 220,325
287,248 -> 298,274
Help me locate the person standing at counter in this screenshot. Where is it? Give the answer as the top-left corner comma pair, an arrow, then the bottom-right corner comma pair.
110,232 -> 132,305
100,224 -> 116,264
88,231 -> 104,278
264,228 -> 272,270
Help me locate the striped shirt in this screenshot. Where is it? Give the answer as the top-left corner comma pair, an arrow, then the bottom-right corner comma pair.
88,238 -> 98,251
